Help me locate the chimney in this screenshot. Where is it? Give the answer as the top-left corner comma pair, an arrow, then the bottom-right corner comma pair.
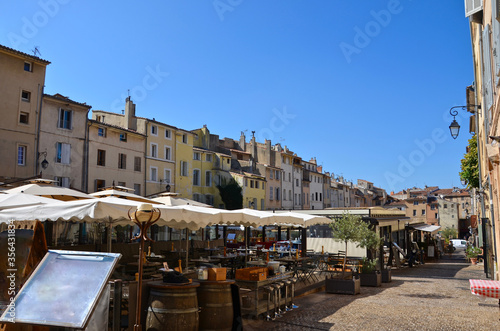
265,139 -> 271,165
124,97 -> 137,130
239,131 -> 246,151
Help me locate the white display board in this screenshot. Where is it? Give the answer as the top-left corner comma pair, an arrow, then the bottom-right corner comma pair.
0,250 -> 120,329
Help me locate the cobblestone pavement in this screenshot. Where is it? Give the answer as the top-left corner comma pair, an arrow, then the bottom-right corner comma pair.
242,253 -> 500,331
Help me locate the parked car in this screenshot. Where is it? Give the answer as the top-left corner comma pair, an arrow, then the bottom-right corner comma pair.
450,239 -> 467,249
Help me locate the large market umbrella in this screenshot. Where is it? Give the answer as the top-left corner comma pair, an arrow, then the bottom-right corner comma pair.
0,193 -> 64,210
151,194 -> 213,208
4,183 -> 95,201
90,189 -> 159,204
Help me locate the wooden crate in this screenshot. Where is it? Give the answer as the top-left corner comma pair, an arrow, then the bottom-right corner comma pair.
235,267 -> 268,281
208,267 -> 227,281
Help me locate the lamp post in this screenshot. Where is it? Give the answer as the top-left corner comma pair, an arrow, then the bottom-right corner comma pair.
128,203 -> 161,331
37,151 -> 49,171
448,105 -> 481,139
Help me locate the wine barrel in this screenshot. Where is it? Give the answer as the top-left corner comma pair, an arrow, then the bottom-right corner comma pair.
197,280 -> 235,331
146,281 -> 200,331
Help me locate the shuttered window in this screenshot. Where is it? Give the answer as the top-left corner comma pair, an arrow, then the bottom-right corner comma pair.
482,24 -> 493,133
465,0 -> 483,17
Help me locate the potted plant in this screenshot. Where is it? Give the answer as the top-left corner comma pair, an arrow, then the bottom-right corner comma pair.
466,245 -> 481,264
325,213 -> 367,295
359,257 -> 382,287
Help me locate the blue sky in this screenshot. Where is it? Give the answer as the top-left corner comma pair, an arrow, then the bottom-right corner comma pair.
1,1 -> 474,193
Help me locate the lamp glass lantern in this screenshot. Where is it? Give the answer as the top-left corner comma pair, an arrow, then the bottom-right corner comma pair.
449,119 -> 460,140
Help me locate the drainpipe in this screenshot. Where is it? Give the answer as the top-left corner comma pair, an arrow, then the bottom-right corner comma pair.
144,120 -> 149,196
84,115 -> 92,192
82,108 -> 91,192
34,84 -> 44,175
488,176 -> 498,279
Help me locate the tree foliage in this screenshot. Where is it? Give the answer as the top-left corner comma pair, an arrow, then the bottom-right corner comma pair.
329,213 -> 378,276
441,227 -> 458,241
459,134 -> 479,189
216,177 -> 243,210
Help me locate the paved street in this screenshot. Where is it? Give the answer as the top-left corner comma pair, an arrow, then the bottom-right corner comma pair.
243,253 -> 500,330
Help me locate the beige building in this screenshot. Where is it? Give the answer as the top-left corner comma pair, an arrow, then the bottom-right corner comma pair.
0,44 -> 50,183
464,0 -> 500,279
92,97 -> 194,197
87,118 -> 146,194
39,94 -> 91,190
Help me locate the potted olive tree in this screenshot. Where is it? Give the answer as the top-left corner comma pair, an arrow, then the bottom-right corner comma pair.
358,224 -> 383,286
325,213 -> 366,295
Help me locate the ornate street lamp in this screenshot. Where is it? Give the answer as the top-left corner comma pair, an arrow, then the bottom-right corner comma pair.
448,105 -> 481,139
38,151 -> 49,169
128,203 -> 161,331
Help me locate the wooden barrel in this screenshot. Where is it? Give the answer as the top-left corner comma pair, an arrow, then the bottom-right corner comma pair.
146,281 -> 200,331
197,280 -> 235,331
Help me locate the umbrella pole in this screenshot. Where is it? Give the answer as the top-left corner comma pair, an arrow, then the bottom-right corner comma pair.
108,222 -> 112,253
185,228 -> 189,273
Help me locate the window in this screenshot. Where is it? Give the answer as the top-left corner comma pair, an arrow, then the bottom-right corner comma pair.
413,201 -> 419,205
97,149 -> 106,166
21,90 -> 30,102
206,195 -> 214,206
151,144 -> 158,158
165,129 -> 171,139
444,204 -> 448,209
119,133 -> 127,142
150,167 -> 158,182
98,127 -> 106,137
262,182 -> 265,190
151,125 -> 158,136
118,181 -> 126,187
431,205 -> 436,210
435,213 -> 438,219
413,210 -> 417,216
275,170 -> 280,180
261,199 -> 265,210
206,154 -> 212,162
255,181 -> 259,189
250,180 -> 254,188
276,188 -> 280,201
96,115 -> 104,122
56,142 -> 71,164
288,173 -> 291,182
296,179 -> 299,186
462,203 -> 465,208
134,184 -> 141,195
193,169 -> 200,186
164,146 -> 171,160
182,134 -> 188,143
134,157 -> 141,171
270,171 -> 273,179
245,178 -> 248,187
289,190 -> 292,201
118,153 -> 126,169
205,171 -> 212,187
58,109 -> 72,130
181,161 -> 188,176
24,62 -> 32,72
19,112 -> 29,124
422,209 -> 425,215
54,176 -> 70,188
319,193 -> 322,201
164,169 -> 171,184
193,152 -> 200,160
95,179 -> 105,191
270,186 -> 273,200
17,145 -> 26,165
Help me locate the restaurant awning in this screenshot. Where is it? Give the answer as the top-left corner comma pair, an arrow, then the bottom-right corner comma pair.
412,224 -> 441,232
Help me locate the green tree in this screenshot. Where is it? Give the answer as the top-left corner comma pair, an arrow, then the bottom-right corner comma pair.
329,213 -> 368,276
358,223 -> 383,263
216,177 -> 243,210
441,227 -> 458,240
459,134 -> 479,189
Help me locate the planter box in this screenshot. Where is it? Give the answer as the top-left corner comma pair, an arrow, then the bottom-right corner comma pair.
359,272 -> 381,287
382,268 -> 392,283
325,277 -> 360,295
